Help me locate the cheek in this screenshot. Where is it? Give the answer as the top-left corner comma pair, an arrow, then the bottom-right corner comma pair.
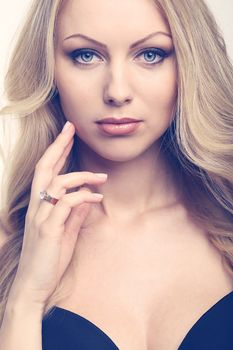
56,65 -> 87,100
146,63 -> 177,116
55,64 -> 98,121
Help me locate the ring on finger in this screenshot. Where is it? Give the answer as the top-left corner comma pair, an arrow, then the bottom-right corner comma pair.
40,190 -> 59,205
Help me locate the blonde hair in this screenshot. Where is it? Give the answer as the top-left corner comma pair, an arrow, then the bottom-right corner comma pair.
0,0 -> 233,324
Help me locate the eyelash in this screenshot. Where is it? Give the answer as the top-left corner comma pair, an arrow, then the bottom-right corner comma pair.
68,48 -> 170,67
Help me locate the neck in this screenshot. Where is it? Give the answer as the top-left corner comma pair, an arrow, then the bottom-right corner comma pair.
76,139 -> 182,222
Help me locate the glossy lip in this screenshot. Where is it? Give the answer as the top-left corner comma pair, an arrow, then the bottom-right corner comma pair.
96,120 -> 142,135
96,117 -> 142,124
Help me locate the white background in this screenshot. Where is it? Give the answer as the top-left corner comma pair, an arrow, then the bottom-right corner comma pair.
0,0 -> 233,206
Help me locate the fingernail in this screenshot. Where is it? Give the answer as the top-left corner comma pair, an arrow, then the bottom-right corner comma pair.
93,193 -> 104,199
62,121 -> 72,133
95,173 -> 108,179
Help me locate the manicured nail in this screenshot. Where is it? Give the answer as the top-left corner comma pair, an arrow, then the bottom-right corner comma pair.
95,173 -> 108,179
62,121 -> 72,133
92,193 -> 104,199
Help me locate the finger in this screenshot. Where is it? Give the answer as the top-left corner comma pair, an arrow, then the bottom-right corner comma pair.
28,123 -> 75,214
53,138 -> 74,176
38,190 -> 104,240
37,121 -> 75,170
64,201 -> 91,236
38,188 -> 92,277
33,172 -> 107,223
56,201 -> 92,281
56,186 -> 92,232
31,122 -> 75,193
45,171 -> 108,197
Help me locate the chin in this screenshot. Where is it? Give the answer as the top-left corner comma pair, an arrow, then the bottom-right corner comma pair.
76,131 -> 160,163
92,143 -> 155,163
99,153 -> 140,163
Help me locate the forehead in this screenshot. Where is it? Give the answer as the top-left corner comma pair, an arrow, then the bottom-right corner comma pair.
56,0 -> 170,42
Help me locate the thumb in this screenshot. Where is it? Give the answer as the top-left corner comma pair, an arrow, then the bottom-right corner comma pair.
56,192 -> 92,277
65,186 -> 93,236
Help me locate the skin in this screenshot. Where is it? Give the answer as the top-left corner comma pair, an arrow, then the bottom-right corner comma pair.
1,2 -> 233,349
54,0 -> 179,225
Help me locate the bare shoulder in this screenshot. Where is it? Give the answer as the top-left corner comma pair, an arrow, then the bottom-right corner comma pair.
178,205 -> 233,290
157,202 -> 233,290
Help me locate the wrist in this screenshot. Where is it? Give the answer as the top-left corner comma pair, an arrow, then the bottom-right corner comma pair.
0,298 -> 43,350
6,282 -> 46,317
5,296 -> 44,320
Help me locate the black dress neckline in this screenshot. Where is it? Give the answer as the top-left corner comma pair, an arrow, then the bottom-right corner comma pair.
47,290 -> 233,349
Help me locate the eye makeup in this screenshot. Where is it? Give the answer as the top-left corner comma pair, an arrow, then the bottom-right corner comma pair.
67,47 -> 174,67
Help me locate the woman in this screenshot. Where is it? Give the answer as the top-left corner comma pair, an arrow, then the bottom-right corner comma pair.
0,0 -> 233,349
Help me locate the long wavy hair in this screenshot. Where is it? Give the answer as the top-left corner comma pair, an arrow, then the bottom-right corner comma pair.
0,0 -> 233,324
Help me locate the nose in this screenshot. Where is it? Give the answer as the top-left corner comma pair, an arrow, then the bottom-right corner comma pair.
103,65 -> 133,107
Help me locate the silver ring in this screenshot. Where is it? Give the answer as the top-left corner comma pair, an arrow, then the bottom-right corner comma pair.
40,190 -> 59,205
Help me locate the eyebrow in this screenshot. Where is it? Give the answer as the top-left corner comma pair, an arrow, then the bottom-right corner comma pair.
63,31 -> 172,49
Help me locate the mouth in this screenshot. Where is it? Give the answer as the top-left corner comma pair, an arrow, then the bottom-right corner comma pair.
96,119 -> 143,136
96,117 -> 143,124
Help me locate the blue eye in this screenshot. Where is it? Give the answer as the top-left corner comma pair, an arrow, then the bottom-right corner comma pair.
69,48 -> 169,66
137,48 -> 168,65
69,49 -> 101,66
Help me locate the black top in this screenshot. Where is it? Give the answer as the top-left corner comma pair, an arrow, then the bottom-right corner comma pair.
42,290 -> 233,350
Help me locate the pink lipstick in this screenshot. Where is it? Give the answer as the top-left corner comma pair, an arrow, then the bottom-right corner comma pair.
96,117 -> 143,136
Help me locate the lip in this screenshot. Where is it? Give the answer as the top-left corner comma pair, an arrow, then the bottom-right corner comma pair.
96,117 -> 142,124
96,121 -> 142,135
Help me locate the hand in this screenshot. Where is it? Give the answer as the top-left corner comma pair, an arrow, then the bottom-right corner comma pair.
8,121 -> 108,308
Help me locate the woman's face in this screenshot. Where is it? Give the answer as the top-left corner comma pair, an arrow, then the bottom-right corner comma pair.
55,0 -> 177,162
